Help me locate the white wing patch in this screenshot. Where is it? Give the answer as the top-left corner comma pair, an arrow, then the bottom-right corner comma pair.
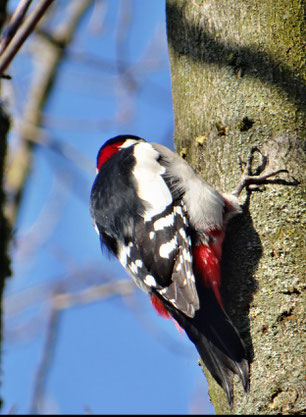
93,221 -> 100,235
118,241 -> 133,267
135,259 -> 143,268
159,235 -> 178,259
154,212 -> 175,231
153,203 -> 199,318
144,275 -> 157,287
158,241 -> 199,318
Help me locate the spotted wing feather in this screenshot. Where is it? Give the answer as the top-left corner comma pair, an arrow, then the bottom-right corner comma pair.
126,200 -> 199,318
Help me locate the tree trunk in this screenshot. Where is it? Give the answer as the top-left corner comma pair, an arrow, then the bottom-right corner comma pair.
166,0 -> 305,414
0,1 -> 11,410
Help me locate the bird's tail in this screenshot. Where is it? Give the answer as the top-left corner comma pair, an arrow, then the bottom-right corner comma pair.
162,287 -> 249,407
193,289 -> 249,407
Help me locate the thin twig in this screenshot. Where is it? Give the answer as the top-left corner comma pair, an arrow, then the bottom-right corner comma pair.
0,0 -> 34,56
53,280 -> 136,310
5,0 -> 94,227
29,302 -> 59,415
0,0 -> 55,76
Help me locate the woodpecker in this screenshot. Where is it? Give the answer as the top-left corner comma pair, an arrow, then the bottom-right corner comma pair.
90,135 -> 288,406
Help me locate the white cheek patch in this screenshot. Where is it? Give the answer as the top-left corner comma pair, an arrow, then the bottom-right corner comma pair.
119,139 -> 139,148
132,143 -> 172,222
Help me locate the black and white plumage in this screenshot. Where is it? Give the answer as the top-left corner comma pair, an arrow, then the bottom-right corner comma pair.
90,135 -> 249,406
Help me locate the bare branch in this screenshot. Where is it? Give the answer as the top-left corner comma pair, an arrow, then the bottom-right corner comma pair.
0,0 -> 33,56
53,280 -> 136,310
29,302 -> 59,415
5,0 -> 94,227
23,278 -> 136,413
5,271 -> 135,334
0,0 -> 56,76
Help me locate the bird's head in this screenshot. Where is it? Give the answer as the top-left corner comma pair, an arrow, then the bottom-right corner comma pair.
96,135 -> 143,172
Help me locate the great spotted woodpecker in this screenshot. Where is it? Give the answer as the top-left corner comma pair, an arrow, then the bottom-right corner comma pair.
90,135 -> 287,406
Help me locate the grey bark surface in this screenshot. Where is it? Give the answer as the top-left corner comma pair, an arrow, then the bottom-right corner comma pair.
166,0 -> 305,414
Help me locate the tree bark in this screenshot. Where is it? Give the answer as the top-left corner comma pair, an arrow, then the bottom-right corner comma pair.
0,0 -> 11,410
166,0 -> 305,414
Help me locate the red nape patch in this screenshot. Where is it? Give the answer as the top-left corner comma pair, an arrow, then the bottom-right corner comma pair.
97,141 -> 124,170
192,244 -> 224,310
150,294 -> 171,319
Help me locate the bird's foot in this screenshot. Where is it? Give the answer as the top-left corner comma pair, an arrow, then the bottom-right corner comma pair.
232,147 -> 291,197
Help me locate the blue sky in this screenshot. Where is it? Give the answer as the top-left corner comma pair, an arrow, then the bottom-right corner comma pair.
2,1 -> 215,414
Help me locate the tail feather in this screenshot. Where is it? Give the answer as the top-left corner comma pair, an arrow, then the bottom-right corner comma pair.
195,324 -> 249,406
193,288 -> 249,404
206,312 -> 249,390
155,287 -> 249,406
195,333 -> 235,405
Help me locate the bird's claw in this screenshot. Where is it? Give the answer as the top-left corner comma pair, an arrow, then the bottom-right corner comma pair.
233,147 -> 289,197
